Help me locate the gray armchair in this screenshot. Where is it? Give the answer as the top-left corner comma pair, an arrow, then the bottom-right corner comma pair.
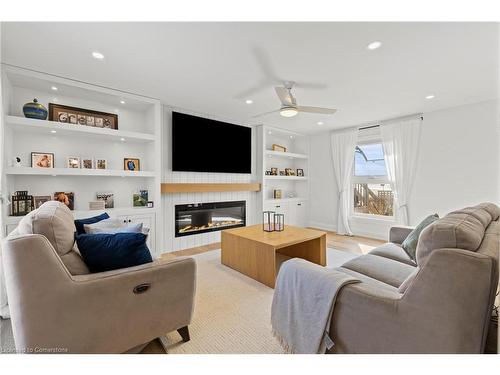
1,201 -> 196,353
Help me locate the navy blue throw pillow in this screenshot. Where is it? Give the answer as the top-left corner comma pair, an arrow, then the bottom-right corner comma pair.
76,232 -> 153,273
74,213 -> 110,235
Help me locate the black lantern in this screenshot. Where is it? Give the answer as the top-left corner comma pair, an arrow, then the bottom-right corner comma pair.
274,213 -> 285,232
262,211 -> 275,232
11,191 -> 34,216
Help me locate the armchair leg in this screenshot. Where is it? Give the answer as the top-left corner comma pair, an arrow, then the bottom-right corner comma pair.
177,326 -> 190,342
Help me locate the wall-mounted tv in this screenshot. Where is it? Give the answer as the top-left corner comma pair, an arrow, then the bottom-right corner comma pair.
172,111 -> 252,174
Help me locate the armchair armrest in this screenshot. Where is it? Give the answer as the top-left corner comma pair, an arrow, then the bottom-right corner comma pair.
389,225 -> 414,244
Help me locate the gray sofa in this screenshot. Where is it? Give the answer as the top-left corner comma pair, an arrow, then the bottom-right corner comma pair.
1,201 -> 196,353
329,202 -> 499,353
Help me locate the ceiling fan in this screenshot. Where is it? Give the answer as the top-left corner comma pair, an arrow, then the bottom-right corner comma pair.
253,81 -> 337,118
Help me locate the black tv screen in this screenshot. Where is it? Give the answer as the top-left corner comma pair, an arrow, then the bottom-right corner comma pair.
172,112 -> 252,173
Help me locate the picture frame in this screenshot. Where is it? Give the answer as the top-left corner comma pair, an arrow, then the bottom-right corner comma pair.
124,158 -> 140,171
279,170 -> 285,176
147,201 -> 154,208
49,103 -> 118,130
67,157 -> 80,169
81,157 -> 93,169
96,159 -> 107,170
96,192 -> 114,209
34,195 -> 52,209
270,167 -> 278,176
297,168 -> 304,177
31,152 -> 54,168
54,192 -> 74,211
133,190 -> 148,207
272,144 -> 287,153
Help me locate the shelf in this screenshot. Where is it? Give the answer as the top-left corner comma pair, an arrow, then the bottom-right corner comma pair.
264,176 -> 308,181
265,150 -> 308,159
265,197 -> 309,204
6,167 -> 156,178
4,207 -> 157,225
161,182 -> 261,193
5,116 -> 155,143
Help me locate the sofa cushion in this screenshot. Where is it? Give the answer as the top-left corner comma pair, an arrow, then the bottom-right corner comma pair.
477,202 -> 500,221
83,218 -> 144,234
416,211 -> 487,266
450,206 -> 493,228
401,214 -> 439,261
369,243 -> 416,266
76,232 -> 153,273
341,254 -> 416,288
74,212 -> 110,235
336,267 -> 402,298
17,201 -> 76,256
60,248 -> 90,275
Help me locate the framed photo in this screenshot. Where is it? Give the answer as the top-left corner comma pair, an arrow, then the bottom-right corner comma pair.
54,192 -> 74,211
81,158 -> 93,169
270,167 -> 278,176
285,168 -> 296,176
133,190 -> 148,207
49,103 -> 118,130
297,168 -> 304,177
272,144 -> 287,153
96,192 -> 114,209
96,159 -> 107,170
147,201 -> 154,208
279,170 -> 285,176
34,195 -> 51,209
124,158 -> 140,171
68,113 -> 77,124
31,152 -> 54,168
67,157 -> 80,169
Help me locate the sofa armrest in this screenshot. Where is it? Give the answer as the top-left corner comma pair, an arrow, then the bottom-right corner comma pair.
389,225 -> 414,244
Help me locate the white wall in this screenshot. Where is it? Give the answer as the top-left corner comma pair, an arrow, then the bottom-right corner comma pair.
308,100 -> 499,240
409,100 -> 499,224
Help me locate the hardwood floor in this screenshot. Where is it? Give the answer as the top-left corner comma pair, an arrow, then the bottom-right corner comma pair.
161,230 -> 384,260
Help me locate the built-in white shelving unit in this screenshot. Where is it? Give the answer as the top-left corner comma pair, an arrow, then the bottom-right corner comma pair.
257,125 -> 310,227
1,65 -> 162,254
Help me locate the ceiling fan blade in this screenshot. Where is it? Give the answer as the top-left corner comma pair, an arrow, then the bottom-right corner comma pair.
275,87 -> 294,106
252,108 -> 281,118
297,106 -> 337,115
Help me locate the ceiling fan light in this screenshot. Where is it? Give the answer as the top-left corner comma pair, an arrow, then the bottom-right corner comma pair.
280,107 -> 298,118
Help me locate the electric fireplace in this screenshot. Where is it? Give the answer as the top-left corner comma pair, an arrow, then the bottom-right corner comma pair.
175,201 -> 246,237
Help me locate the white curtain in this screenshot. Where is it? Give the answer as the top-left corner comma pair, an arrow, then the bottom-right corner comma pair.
380,118 -> 422,225
330,128 -> 358,235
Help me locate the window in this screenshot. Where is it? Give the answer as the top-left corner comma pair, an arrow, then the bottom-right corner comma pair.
352,142 -> 393,217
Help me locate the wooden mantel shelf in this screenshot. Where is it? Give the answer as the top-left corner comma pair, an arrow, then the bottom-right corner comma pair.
161,182 -> 261,193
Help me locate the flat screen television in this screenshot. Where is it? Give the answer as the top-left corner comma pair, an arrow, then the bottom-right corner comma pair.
172,111 -> 252,174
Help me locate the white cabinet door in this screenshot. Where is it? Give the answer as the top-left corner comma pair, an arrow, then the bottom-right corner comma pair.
116,214 -> 155,251
294,201 -> 307,227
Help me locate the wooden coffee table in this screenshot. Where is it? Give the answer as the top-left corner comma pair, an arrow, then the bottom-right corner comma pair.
221,224 -> 326,288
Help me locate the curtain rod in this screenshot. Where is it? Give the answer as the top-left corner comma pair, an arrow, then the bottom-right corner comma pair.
358,114 -> 423,130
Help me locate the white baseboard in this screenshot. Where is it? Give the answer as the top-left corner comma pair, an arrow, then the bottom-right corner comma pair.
308,221 -> 337,232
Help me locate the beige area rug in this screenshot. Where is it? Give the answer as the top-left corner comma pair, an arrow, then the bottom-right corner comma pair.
156,248 -> 358,354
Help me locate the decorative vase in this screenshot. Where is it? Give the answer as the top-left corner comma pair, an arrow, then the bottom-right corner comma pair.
23,98 -> 48,120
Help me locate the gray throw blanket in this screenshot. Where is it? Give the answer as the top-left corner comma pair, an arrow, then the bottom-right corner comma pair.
271,258 -> 360,354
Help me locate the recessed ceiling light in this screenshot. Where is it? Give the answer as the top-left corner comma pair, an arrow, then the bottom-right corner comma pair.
425,94 -> 435,99
92,51 -> 105,60
317,121 -> 324,125
120,138 -> 126,142
367,41 -> 382,50
289,135 -> 294,139
50,130 -> 57,134
120,100 -> 125,104
245,99 -> 253,104
51,86 -> 58,91
268,131 -> 272,135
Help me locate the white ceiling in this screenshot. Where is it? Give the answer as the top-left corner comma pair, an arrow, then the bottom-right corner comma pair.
1,22 -> 498,133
